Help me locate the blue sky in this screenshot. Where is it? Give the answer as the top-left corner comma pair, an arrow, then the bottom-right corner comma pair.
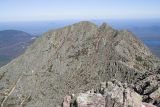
0,0 -> 160,21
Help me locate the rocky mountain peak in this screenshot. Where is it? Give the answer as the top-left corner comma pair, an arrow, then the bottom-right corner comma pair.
74,21 -> 97,26
0,21 -> 159,107
99,22 -> 113,30
69,21 -> 98,30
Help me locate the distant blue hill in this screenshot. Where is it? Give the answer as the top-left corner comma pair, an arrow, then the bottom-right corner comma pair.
0,30 -> 36,67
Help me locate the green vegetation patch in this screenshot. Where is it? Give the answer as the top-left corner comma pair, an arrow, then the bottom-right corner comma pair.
135,56 -> 143,62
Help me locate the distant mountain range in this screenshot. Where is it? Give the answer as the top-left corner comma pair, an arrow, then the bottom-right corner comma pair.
0,30 -> 36,67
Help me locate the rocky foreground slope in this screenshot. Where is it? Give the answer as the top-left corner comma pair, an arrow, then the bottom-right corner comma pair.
60,68 -> 160,107
0,21 -> 160,107
60,80 -> 158,107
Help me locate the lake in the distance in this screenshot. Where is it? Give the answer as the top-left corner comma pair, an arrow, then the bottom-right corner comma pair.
144,40 -> 160,46
143,40 -> 160,57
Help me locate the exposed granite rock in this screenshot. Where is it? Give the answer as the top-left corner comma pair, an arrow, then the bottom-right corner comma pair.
142,103 -> 157,107
104,80 -> 142,107
60,80 -> 156,107
134,68 -> 160,106
76,93 -> 105,107
62,95 -> 72,107
150,87 -> 160,101
0,21 -> 160,107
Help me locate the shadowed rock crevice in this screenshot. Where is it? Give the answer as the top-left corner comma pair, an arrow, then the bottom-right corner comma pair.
133,68 -> 160,106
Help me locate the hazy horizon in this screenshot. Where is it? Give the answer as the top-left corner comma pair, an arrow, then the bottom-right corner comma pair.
1,19 -> 160,34
1,0 -> 160,22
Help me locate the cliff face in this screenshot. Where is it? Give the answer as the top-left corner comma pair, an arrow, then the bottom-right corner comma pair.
0,21 -> 159,107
